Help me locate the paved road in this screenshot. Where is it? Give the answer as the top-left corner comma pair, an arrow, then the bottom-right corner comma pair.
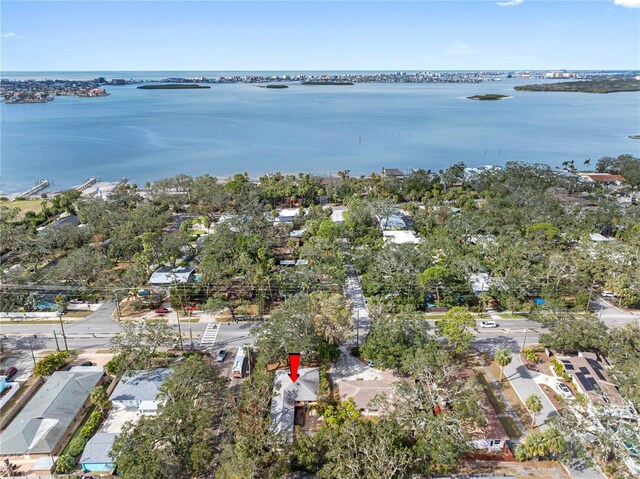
344,265 -> 372,348
1,297 -> 257,352
592,297 -> 640,328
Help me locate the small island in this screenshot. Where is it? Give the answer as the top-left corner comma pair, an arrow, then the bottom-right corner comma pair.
301,81 -> 354,86
515,78 -> 640,94
467,94 -> 510,101
258,84 -> 289,89
137,84 -> 211,90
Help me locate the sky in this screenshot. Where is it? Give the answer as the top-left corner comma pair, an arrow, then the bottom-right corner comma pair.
1,1 -> 639,71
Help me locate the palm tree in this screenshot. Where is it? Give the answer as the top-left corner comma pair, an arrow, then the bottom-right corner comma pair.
525,394 -> 543,427
478,292 -> 492,318
494,348 -> 512,381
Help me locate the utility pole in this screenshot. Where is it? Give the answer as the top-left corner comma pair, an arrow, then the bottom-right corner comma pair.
58,309 -> 68,351
522,329 -> 528,350
188,311 -> 193,349
175,311 -> 184,350
53,330 -> 60,351
27,335 -> 36,367
246,344 -> 251,377
114,290 -> 122,320
356,308 -> 360,349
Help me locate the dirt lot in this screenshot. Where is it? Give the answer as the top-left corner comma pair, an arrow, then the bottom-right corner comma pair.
464,459 -> 571,479
71,352 -> 113,367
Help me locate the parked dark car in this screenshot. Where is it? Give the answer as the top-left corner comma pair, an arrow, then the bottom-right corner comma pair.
215,350 -> 227,363
80,361 -> 93,367
154,307 -> 170,314
5,367 -> 17,380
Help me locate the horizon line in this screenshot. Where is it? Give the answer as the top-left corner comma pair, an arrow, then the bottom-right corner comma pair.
3,68 -> 640,73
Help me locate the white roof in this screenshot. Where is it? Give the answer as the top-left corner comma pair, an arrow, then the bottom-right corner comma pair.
269,368 -> 319,441
278,208 -> 304,217
382,230 -> 421,244
149,266 -> 195,285
589,233 -> 614,242
470,273 -> 491,293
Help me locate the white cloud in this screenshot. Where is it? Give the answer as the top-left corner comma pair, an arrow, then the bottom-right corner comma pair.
613,0 -> 640,7
496,0 -> 524,6
446,44 -> 473,56
1,32 -> 22,39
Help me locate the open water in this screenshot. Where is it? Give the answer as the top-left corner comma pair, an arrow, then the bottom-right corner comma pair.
1,72 -> 639,194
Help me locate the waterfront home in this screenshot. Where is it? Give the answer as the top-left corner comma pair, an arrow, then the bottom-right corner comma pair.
382,167 -> 405,179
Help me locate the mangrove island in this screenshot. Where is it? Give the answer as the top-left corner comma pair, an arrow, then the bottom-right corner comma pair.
515,78 -> 640,94
467,94 -> 510,101
137,84 -> 211,90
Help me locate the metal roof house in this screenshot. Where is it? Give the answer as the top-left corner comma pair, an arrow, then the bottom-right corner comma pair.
79,369 -> 172,473
269,368 -> 319,442
148,265 -> 195,286
78,432 -> 118,473
0,370 -> 103,456
109,368 -> 172,409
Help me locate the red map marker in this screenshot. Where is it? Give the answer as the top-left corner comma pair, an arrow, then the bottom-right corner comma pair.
288,353 -> 301,382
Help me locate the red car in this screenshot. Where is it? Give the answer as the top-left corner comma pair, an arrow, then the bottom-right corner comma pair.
154,307 -> 170,314
5,367 -> 17,380
185,306 -> 200,312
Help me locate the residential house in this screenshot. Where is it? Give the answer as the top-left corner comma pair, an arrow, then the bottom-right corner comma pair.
578,173 -> 626,186
337,375 -> 395,416
274,208 -> 306,225
559,353 -> 631,413
589,233 -> 615,242
382,167 -> 405,180
469,388 -> 510,451
269,368 -> 319,442
149,265 -> 195,286
79,368 -> 172,473
0,370 -> 103,457
382,230 -> 421,245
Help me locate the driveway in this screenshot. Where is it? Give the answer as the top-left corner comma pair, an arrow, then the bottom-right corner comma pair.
344,265 -> 372,348
503,354 -> 558,429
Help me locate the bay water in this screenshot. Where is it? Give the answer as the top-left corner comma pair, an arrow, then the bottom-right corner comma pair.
1,73 -> 638,194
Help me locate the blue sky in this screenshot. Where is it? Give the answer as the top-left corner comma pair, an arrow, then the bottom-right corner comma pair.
1,1 -> 639,71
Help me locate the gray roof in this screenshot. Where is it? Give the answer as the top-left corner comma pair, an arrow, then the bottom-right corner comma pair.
109,368 -> 172,403
269,368 -> 318,442
79,432 -> 117,465
0,370 -> 103,455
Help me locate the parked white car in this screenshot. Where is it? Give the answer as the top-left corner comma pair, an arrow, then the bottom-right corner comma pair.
478,320 -> 498,328
555,382 -> 573,399
601,291 -> 619,299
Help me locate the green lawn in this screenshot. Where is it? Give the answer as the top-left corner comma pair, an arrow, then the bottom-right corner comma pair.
2,199 -> 50,217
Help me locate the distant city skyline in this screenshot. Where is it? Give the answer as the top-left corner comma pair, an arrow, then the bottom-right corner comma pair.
1,1 -> 639,72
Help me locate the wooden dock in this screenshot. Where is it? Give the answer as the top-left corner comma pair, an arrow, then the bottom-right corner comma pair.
17,179 -> 49,198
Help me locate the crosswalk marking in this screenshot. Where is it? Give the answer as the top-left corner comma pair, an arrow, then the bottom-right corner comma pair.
200,323 -> 220,348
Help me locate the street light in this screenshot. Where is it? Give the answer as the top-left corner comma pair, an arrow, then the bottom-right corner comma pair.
522,329 -> 528,350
